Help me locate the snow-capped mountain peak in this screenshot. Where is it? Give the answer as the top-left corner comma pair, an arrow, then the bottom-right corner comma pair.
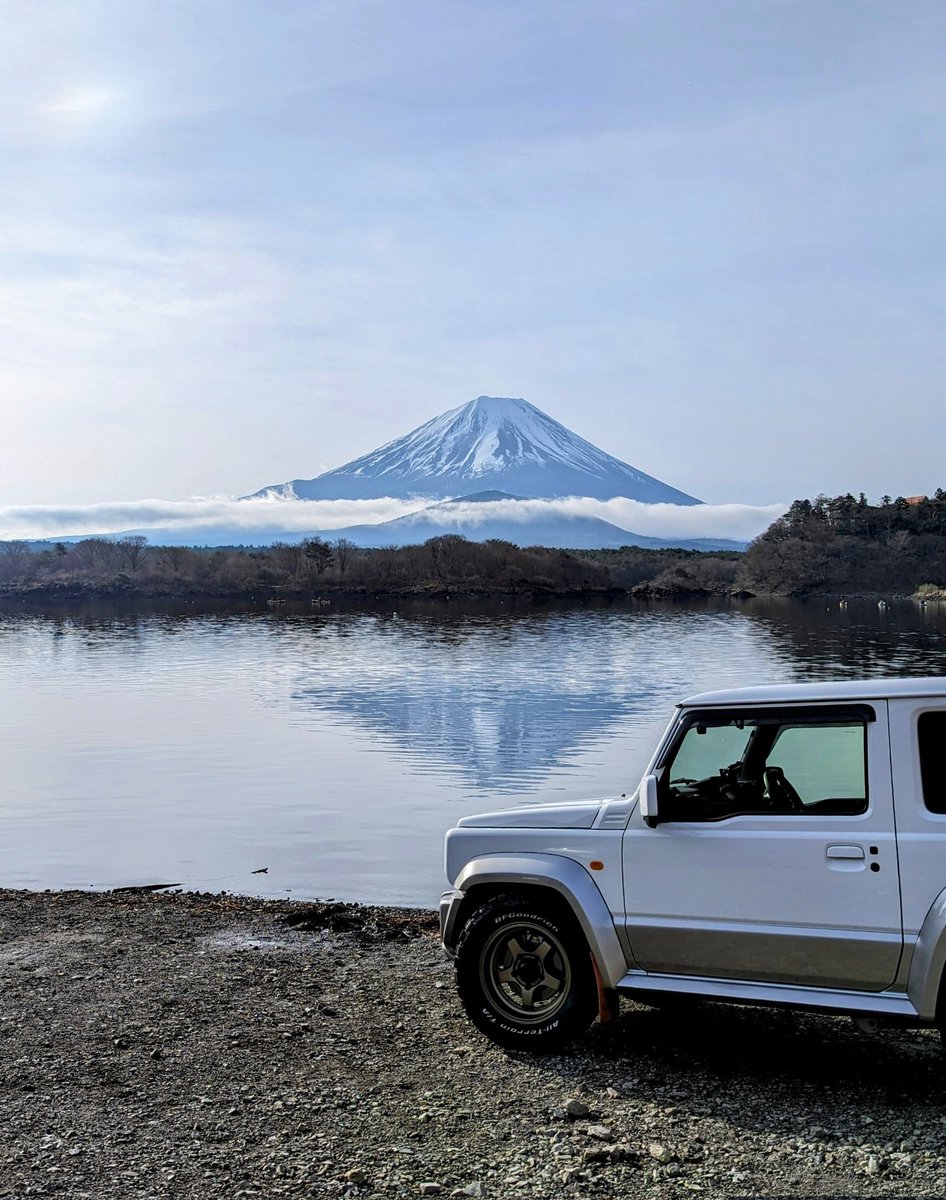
246,395 -> 699,504
354,396 -> 595,481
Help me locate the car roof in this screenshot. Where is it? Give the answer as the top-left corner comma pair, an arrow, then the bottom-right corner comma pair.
681,677 -> 946,708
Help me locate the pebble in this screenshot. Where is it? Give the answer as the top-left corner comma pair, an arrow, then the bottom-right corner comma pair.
648,1143 -> 673,1164
564,1099 -> 590,1118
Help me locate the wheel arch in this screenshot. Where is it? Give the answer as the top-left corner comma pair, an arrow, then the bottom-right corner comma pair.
448,853 -> 627,988
907,884 -> 946,1021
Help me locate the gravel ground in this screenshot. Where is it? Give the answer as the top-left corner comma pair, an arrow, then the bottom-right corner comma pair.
3,889 -> 946,1199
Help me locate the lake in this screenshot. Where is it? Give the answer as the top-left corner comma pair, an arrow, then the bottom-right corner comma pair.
2,596 -> 945,907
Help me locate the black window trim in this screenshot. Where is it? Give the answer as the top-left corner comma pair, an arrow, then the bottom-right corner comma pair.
658,703 -> 872,821
677,703 -> 876,730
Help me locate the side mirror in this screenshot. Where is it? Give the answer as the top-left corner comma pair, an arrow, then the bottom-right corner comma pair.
639,774 -> 660,828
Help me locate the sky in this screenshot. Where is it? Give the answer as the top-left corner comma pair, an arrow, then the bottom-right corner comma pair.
1,0 -> 945,536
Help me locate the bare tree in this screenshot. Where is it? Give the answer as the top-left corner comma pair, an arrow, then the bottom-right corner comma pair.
118,535 -> 149,573
887,529 -> 913,556
333,537 -> 356,577
425,534 -> 469,579
159,546 -> 192,575
73,538 -> 117,569
270,541 -> 303,579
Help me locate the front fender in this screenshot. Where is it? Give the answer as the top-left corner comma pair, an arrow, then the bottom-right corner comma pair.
908,886 -> 946,1021
446,852 -> 628,988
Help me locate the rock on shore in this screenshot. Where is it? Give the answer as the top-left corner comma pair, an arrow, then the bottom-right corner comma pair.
3,889 -> 946,1198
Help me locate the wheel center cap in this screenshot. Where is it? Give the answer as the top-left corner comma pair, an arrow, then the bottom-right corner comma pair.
512,954 -> 542,986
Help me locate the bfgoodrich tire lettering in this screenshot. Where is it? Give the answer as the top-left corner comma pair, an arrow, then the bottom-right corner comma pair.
455,895 -> 597,1051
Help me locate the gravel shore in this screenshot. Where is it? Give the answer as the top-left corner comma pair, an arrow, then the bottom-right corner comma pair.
3,888 -> 946,1199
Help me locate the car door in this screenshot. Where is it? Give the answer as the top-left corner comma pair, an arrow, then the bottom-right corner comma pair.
621,701 -> 903,992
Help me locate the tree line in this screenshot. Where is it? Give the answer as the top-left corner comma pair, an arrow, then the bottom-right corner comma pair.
737,490 -> 946,596
3,491 -> 944,599
0,533 -> 741,598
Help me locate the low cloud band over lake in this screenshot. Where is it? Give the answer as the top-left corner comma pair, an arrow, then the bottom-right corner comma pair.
0,496 -> 786,545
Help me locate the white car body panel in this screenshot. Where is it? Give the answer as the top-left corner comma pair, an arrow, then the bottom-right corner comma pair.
441,676 -> 946,1029
621,702 -> 902,991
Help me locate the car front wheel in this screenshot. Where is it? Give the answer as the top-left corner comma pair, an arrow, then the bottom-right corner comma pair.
455,895 -> 597,1051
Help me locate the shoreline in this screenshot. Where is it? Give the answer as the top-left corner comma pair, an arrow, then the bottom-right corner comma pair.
0,884 -> 439,924
4,887 -> 946,1198
0,586 -> 937,608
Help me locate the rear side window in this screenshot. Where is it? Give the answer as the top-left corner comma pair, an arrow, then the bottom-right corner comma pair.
918,711 -> 946,813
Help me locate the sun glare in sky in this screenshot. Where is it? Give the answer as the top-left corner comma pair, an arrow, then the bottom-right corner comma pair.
43,86 -> 116,119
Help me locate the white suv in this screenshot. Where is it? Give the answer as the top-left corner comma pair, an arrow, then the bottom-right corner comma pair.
440,677 -> 946,1050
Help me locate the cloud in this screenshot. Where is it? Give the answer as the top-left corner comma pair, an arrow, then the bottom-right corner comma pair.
0,495 -> 785,543
419,498 -> 787,542
0,497 -> 415,541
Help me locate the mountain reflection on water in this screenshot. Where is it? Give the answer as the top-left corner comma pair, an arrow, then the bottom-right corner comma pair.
286,598 -> 946,795
288,605 -> 790,792
1,597 -> 946,904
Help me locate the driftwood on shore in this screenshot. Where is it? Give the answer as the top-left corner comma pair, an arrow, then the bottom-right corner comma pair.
110,882 -> 181,894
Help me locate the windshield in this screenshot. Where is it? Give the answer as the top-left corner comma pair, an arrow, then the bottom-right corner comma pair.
669,723 -> 752,782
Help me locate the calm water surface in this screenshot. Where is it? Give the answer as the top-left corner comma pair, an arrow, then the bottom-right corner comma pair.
2,597 -> 945,906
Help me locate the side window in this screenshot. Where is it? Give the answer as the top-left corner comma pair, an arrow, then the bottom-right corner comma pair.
767,724 -> 867,814
660,712 -> 869,821
918,711 -> 946,814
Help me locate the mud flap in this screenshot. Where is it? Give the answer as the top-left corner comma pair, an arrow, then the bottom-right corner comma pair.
591,953 -> 620,1023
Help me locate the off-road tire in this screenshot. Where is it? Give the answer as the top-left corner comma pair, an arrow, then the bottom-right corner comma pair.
455,894 -> 597,1051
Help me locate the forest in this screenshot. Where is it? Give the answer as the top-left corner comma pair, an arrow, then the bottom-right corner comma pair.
736,491 -> 946,597
1,490 -> 945,599
0,532 -> 740,599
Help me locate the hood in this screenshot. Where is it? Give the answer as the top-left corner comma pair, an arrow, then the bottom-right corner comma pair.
456,799 -> 606,830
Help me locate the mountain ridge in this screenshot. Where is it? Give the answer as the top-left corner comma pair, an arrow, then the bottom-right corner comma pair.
246,395 -> 700,505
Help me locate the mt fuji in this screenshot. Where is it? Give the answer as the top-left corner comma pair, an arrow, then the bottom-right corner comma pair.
247,395 -> 700,505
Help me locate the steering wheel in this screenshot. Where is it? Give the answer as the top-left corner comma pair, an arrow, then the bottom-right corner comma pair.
763,766 -> 803,813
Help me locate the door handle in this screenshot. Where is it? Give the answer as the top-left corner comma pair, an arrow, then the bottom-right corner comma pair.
826,844 -> 865,860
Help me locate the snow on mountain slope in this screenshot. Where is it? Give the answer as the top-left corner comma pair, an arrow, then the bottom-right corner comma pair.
246,395 -> 700,504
